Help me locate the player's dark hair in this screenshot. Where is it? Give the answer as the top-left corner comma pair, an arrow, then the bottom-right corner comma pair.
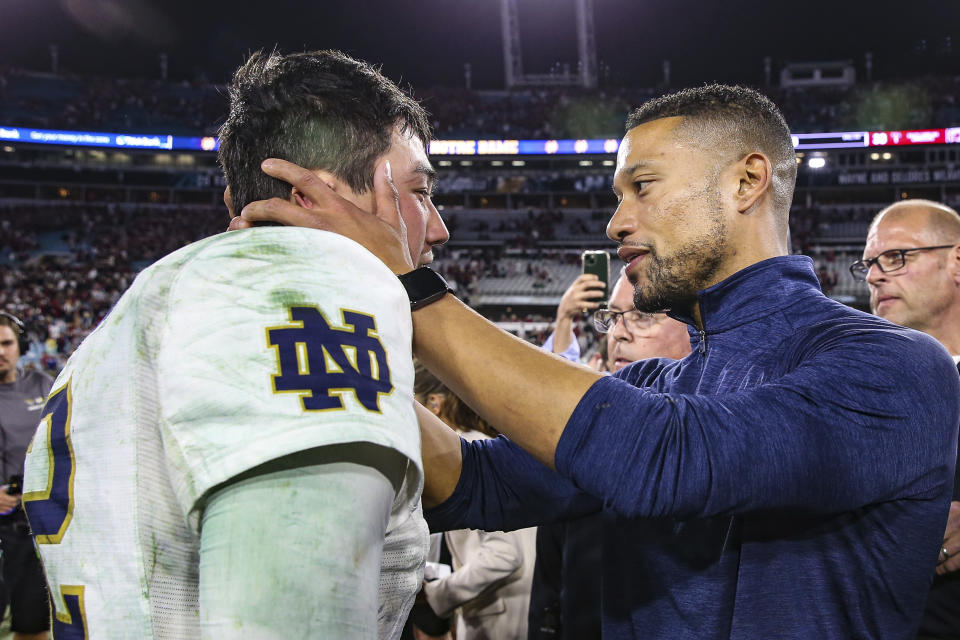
626,84 -> 797,217
218,49 -> 431,213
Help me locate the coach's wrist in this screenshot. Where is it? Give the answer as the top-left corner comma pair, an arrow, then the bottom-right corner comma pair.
398,267 -> 453,310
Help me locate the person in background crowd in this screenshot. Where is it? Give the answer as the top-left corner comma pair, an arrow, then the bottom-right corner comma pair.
854,199 -> 960,640
546,270 -> 689,371
0,312 -> 51,640
531,272 -> 691,638
415,364 -> 537,640
403,366 -> 454,640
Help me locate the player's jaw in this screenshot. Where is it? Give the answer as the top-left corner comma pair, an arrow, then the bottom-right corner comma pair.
417,248 -> 435,267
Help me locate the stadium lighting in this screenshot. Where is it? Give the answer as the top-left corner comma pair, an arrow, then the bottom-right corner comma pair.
807,157 -> 827,169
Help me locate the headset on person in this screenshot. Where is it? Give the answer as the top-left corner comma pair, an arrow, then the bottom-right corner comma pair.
0,311 -> 28,355
0,311 -> 28,516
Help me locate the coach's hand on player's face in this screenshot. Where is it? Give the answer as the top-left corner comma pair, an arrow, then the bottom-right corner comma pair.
233,158 -> 415,273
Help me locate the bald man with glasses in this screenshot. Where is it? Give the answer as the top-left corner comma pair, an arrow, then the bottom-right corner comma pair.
854,199 -> 960,640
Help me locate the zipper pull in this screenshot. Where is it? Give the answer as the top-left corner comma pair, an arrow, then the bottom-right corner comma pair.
698,329 -> 707,355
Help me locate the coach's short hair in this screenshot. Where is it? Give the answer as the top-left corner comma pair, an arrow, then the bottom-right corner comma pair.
626,84 -> 797,217
218,49 -> 431,214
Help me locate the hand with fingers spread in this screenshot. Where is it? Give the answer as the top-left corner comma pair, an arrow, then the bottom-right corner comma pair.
936,500 -> 960,576
236,158 -> 415,273
551,274 -> 606,355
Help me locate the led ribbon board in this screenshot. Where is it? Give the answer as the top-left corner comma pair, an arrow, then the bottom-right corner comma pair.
3,125 -> 959,154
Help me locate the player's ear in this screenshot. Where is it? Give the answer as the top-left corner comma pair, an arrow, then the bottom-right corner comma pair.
291,169 -> 342,209
223,186 -> 235,218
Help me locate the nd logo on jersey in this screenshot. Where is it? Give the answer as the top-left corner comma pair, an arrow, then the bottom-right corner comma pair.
266,306 -> 393,412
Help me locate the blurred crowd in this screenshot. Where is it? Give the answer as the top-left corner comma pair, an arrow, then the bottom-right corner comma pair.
0,203 -> 225,372
3,65 -> 958,375
0,197 -> 895,375
3,65 -> 959,138
0,66 -> 227,135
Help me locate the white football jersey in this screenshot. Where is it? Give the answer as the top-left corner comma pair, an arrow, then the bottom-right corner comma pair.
23,227 -> 427,639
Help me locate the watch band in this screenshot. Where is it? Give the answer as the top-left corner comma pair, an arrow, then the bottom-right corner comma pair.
397,266 -> 453,310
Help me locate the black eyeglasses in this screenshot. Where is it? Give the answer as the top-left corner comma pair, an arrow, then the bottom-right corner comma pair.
849,245 -> 955,281
593,309 -> 660,334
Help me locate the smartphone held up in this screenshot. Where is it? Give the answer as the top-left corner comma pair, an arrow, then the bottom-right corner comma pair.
581,250 -> 610,308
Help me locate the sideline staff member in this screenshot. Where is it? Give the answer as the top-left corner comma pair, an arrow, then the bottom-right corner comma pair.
0,312 -> 51,640
854,199 -> 960,639
237,85 -> 960,639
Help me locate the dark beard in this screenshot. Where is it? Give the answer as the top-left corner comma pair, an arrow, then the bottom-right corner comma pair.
632,243 -> 723,313
632,215 -> 727,314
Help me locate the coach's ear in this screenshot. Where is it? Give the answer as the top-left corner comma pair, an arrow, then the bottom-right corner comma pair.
733,152 -> 773,215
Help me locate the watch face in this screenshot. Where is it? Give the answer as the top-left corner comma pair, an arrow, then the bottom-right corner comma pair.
400,267 -> 451,309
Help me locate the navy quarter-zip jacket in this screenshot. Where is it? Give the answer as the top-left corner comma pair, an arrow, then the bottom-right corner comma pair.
426,255 -> 960,639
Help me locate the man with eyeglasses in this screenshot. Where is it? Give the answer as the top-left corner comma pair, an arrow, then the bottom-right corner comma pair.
547,271 -> 690,373
592,273 -> 691,372
853,199 -> 960,640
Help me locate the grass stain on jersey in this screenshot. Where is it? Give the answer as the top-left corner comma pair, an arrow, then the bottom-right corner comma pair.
268,289 -> 310,307
240,238 -> 296,258
148,534 -> 161,582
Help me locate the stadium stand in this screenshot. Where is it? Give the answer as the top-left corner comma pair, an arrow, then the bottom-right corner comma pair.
4,67 -> 960,372
3,67 -> 960,137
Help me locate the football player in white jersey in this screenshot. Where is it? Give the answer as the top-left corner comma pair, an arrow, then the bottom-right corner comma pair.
23,49 -> 448,640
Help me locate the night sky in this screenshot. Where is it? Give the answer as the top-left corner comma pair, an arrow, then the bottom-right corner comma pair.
0,0 -> 958,89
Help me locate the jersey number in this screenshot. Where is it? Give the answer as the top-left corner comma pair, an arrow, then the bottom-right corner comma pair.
22,381 -> 88,639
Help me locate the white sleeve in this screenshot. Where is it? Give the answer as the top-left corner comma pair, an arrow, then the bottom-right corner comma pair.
422,529 -> 525,618
198,456 -> 400,639
153,227 -> 422,530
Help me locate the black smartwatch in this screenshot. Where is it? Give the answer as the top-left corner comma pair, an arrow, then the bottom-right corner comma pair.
397,266 -> 453,310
